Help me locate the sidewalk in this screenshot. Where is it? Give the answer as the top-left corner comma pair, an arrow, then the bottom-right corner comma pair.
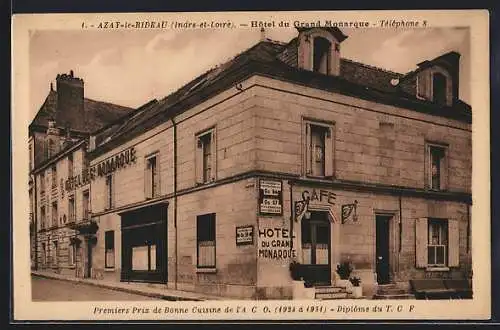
31,270 -> 225,301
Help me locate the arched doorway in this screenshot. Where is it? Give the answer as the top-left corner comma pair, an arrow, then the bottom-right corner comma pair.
301,211 -> 331,286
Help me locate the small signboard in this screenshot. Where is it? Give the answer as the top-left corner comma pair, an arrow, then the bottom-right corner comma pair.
259,179 -> 283,215
236,225 -> 254,246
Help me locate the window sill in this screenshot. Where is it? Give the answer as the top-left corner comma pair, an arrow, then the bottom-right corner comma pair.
196,267 -> 217,274
426,267 -> 450,272
105,267 -> 116,272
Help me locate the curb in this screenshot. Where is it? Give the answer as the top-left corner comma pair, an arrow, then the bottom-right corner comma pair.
32,272 -> 203,301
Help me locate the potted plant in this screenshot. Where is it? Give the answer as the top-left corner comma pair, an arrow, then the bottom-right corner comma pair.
289,261 -> 314,300
349,276 -> 363,298
336,261 -> 354,288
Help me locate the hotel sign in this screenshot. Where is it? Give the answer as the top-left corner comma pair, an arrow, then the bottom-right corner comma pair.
65,147 -> 137,191
259,179 -> 283,216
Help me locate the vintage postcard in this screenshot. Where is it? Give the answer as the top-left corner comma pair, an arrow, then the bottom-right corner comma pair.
11,10 -> 490,321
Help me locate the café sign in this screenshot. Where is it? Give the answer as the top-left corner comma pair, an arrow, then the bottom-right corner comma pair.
65,147 -> 137,191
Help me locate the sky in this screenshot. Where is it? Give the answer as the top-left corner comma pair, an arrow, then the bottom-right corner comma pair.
29,27 -> 470,122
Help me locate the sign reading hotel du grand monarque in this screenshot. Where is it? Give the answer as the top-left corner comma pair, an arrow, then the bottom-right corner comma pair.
64,147 -> 137,191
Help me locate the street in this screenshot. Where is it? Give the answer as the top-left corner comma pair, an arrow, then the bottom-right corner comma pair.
31,275 -> 159,301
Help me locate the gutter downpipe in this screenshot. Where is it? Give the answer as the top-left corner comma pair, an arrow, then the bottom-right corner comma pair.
398,192 -> 403,273
289,179 -> 294,251
171,117 -> 178,290
34,174 -> 38,271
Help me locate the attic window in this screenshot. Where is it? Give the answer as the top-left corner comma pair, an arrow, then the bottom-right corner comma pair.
313,37 -> 331,74
432,72 -> 447,106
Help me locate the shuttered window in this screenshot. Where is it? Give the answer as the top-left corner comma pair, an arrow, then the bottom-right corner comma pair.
195,128 -> 216,185
197,213 -> 216,268
415,217 -> 459,269
105,174 -> 113,210
304,120 -> 334,178
145,154 -> 160,199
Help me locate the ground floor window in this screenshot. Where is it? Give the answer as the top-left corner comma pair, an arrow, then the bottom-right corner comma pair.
428,219 -> 448,266
105,230 -> 115,269
197,213 -> 216,268
416,217 -> 459,269
131,244 -> 156,271
42,243 -> 46,266
68,243 -> 76,266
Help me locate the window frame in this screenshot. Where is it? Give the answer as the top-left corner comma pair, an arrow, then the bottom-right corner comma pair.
51,165 -> 57,188
51,201 -> 58,228
105,230 -> 115,269
195,127 -> 217,185
40,205 -> 46,230
196,213 -> 216,269
68,195 -> 76,223
303,118 -> 335,179
82,189 -> 90,220
427,218 -> 448,267
425,141 -> 448,191
144,152 -> 160,199
105,174 -> 114,210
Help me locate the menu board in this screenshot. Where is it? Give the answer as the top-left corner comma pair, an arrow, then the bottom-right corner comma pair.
259,179 -> 283,215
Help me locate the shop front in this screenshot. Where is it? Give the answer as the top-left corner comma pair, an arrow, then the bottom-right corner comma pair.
119,202 -> 168,283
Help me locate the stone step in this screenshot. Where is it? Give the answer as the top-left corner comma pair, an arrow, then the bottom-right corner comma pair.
373,293 -> 416,300
315,286 -> 344,294
315,291 -> 349,300
377,288 -> 407,295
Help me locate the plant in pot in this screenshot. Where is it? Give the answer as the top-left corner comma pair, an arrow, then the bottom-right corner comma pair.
336,261 -> 354,289
349,276 -> 363,298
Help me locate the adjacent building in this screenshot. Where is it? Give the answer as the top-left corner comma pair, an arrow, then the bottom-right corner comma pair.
30,27 -> 472,300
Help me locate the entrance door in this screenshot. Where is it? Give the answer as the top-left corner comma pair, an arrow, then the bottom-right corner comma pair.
301,211 -> 331,286
376,215 -> 391,284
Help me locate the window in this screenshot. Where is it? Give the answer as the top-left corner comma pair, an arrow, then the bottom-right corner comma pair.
105,231 -> 115,269
145,154 -> 159,199
304,120 -> 334,177
53,241 -> 58,267
132,244 -> 157,271
51,165 -> 57,188
68,196 -> 75,223
195,129 -> 216,184
68,154 -> 74,178
51,202 -> 58,227
82,190 -> 90,220
40,173 -> 45,194
41,243 -> 46,266
197,213 -> 216,268
415,217 -> 459,269
428,219 -> 448,266
432,72 -> 447,106
105,175 -> 113,210
313,37 -> 331,74
68,243 -> 76,266
426,143 -> 447,191
40,206 -> 46,230
29,143 -> 33,171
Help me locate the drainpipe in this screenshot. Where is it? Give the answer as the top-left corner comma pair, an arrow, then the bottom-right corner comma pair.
398,192 -> 403,273
171,118 -> 178,290
289,179 -> 294,250
34,174 -> 38,271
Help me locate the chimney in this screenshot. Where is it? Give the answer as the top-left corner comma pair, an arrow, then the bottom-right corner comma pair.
56,70 -> 84,128
46,119 -> 61,158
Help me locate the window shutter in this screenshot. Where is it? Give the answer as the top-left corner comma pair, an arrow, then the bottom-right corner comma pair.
195,137 -> 204,184
305,123 -> 312,175
417,72 -> 429,99
440,150 -> 447,190
415,217 -> 428,268
324,126 -> 334,177
145,159 -> 152,199
448,219 -> 460,267
210,130 -> 216,181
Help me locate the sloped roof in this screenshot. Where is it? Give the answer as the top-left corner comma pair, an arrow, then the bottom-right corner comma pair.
29,90 -> 134,134
90,37 -> 471,157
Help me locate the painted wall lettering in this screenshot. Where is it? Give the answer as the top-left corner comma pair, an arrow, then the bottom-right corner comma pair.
257,227 -> 297,260
65,147 -> 137,191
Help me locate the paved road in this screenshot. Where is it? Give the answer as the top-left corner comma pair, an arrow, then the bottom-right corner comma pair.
31,275 -> 159,301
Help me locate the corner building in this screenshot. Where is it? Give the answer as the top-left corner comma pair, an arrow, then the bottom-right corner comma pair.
62,27 -> 472,299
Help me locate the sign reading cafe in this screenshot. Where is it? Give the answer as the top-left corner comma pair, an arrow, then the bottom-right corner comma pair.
65,147 -> 137,191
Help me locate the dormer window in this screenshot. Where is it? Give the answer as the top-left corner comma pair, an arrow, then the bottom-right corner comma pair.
313,37 -> 331,74
432,72 -> 447,105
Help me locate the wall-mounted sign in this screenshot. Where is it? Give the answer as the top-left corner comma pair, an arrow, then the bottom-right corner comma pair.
257,227 -> 297,260
236,225 -> 254,246
341,200 -> 359,224
65,147 -> 137,191
259,179 -> 283,215
295,188 -> 337,222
